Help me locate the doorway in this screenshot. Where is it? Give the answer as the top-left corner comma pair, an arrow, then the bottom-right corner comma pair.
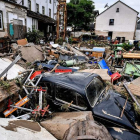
108,31 -> 113,39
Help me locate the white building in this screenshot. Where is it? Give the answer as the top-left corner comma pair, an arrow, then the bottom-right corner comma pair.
18,0 -> 58,38
0,0 -> 57,40
136,20 -> 140,40
95,1 -> 139,40
0,0 -> 27,39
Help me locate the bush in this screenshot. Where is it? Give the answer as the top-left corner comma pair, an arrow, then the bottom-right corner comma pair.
56,37 -> 63,45
122,42 -> 134,51
25,28 -> 44,44
68,37 -> 72,44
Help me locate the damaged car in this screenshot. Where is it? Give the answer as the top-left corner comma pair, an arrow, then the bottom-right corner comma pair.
37,72 -> 140,139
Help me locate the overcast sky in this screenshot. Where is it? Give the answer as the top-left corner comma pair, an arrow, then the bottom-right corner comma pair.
66,0 -> 140,16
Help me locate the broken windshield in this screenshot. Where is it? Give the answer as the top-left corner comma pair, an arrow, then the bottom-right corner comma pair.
86,77 -> 105,107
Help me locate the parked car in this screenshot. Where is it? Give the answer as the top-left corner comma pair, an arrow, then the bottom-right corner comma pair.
38,72 -> 140,139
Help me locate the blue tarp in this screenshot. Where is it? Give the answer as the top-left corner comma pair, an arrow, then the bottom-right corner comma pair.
93,47 -> 105,52
98,59 -> 112,75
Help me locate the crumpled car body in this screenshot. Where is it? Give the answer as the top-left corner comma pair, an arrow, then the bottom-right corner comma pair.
38,72 -> 140,139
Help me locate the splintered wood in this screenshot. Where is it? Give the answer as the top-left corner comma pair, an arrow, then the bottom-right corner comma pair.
127,77 -> 140,97
67,44 -> 89,60
123,53 -> 140,59
79,69 -> 111,81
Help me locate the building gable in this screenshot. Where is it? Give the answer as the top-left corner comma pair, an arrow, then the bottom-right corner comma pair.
97,1 -> 139,18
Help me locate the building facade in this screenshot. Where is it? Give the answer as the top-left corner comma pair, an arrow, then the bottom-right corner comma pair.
18,0 -> 58,39
95,1 -> 139,40
0,0 -> 27,39
136,20 -> 140,40
0,0 -> 57,40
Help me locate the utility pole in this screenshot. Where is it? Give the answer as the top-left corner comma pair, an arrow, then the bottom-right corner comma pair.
56,0 -> 67,40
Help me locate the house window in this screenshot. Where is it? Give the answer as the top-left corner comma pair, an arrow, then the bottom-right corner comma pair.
0,11 -> 3,30
116,8 -> 119,12
28,0 -> 31,10
42,6 -> 45,14
36,4 -> 39,13
109,19 -> 114,25
55,85 -> 87,109
32,19 -> 38,30
50,0 -> 51,4
49,9 -> 51,17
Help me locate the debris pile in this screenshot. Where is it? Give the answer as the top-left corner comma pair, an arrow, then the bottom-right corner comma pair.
0,38 -> 140,140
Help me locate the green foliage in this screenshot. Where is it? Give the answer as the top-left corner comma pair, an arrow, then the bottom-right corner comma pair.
0,80 -> 10,90
26,28 -> 44,44
68,37 -> 72,44
56,37 -> 63,45
122,43 -> 134,51
67,0 -> 95,30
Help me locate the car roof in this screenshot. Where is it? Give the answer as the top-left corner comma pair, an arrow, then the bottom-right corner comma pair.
40,72 -> 100,95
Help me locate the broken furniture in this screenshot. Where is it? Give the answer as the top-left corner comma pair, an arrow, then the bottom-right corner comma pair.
122,61 -> 140,78
3,69 -> 50,119
79,47 -> 105,58
92,47 -> 105,58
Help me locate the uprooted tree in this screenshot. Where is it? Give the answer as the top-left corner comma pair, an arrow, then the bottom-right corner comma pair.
67,0 -> 95,30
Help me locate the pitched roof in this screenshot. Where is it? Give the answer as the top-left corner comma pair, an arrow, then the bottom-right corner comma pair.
97,0 -> 139,17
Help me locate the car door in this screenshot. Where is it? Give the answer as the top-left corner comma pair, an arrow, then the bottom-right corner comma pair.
53,84 -> 87,111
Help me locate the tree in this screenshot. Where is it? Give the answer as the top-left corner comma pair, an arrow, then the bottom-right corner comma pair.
67,0 -> 95,30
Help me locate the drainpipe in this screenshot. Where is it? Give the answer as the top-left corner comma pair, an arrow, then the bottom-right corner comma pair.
134,16 -> 139,40
53,0 -> 54,19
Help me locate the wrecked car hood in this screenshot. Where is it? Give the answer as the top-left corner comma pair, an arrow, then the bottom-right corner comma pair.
107,127 -> 140,140
93,89 -> 137,130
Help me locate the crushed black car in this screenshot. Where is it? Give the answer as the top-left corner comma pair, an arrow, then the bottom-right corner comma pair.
37,72 -> 140,139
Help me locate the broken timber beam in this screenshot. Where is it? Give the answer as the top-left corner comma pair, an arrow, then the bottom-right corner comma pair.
123,83 -> 140,109
66,44 -> 89,60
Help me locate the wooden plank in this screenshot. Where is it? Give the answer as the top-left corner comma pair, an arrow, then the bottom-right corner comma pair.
67,44 -> 89,60
123,53 -> 140,59
131,77 -> 140,86
127,77 -> 140,97
79,69 -> 111,81
92,52 -> 103,58
128,84 -> 140,96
